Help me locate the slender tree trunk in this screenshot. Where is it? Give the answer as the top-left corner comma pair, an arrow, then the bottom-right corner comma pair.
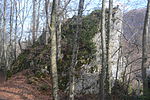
99,0 -> 106,100
2,0 -> 7,67
18,23 -> 23,52
36,0 -> 41,37
18,1 -> 26,52
50,0 -> 59,100
0,8 -> 2,35
126,65 -> 132,95
32,0 -> 36,44
69,0 -> 84,100
122,57 -> 128,83
115,56 -> 120,80
45,0 -> 50,45
8,0 -> 14,70
141,0 -> 150,97
9,0 -> 14,47
56,0 -> 62,60
14,0 -> 18,60
105,0 -> 113,95
56,22 -> 62,59
0,8 -> 2,65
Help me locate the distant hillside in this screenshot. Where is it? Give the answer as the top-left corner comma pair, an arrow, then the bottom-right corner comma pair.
122,8 -> 150,83
123,8 -> 146,46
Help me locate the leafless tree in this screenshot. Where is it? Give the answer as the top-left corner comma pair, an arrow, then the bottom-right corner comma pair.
105,0 -> 113,94
99,0 -> 106,100
32,0 -> 36,44
141,0 -> 150,97
50,0 -> 59,99
69,0 -> 84,100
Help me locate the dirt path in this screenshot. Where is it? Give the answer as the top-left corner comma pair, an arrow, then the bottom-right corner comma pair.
0,70 -> 51,100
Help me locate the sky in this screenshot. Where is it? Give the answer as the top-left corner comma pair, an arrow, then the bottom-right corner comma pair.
0,0 -> 147,41
66,0 -> 147,17
23,0 -> 147,40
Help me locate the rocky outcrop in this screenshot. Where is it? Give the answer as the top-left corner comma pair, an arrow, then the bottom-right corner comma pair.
75,7 -> 123,94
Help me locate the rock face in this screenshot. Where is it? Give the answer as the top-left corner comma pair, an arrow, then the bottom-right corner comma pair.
75,73 -> 99,94
110,8 -> 123,78
37,28 -> 50,45
75,8 -> 123,94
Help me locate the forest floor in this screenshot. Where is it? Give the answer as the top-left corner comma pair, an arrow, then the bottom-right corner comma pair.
0,69 -> 97,100
0,69 -> 52,100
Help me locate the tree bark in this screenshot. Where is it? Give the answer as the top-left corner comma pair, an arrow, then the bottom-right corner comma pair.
105,0 -> 113,95
7,0 -> 14,70
2,0 -> 7,67
32,0 -> 36,44
9,0 -> 14,47
0,9 -> 2,61
45,0 -> 50,45
56,0 -> 62,60
14,0 -> 18,60
99,0 -> 106,100
141,0 -> 150,97
50,0 -> 59,100
56,22 -> 62,60
36,0 -> 41,37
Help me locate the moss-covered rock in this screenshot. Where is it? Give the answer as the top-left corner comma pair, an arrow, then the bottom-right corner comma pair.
10,10 -> 101,91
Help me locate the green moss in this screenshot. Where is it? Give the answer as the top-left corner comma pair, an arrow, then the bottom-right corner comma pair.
11,49 -> 31,74
57,10 -> 101,90
27,78 -> 34,84
7,70 -> 13,79
38,84 -> 49,91
35,71 -> 45,78
10,10 -> 101,91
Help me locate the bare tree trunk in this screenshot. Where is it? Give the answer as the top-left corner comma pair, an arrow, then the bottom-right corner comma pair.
69,0 -> 84,100
56,21 -> 62,59
141,0 -> 150,97
36,0 -> 41,37
18,24 -> 23,52
50,0 -> 59,99
8,0 -> 14,70
0,9 -> 2,63
99,0 -> 106,100
122,57 -> 129,83
18,0 -> 26,52
9,0 -> 14,47
14,0 -> 18,60
45,0 -> 50,45
105,0 -> 113,95
2,0 -> 7,67
126,65 -> 133,95
56,0 -> 72,60
56,0 -> 62,60
32,0 -> 36,44
115,55 -> 120,80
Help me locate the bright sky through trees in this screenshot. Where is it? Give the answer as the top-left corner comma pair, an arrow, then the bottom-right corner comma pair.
3,0 -> 146,41
67,0 -> 147,16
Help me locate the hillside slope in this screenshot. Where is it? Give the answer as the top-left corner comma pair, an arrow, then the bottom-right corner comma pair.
2,10 -> 101,100
123,8 -> 146,45
0,69 -> 52,100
